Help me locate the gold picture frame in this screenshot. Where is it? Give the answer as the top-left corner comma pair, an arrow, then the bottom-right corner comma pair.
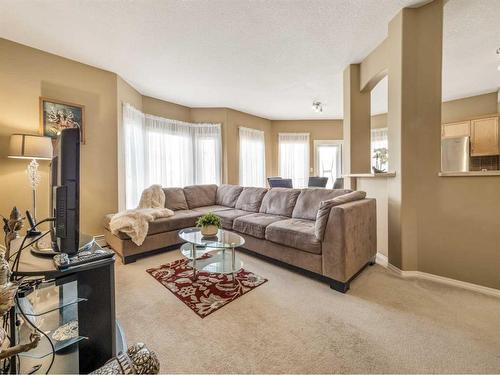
39,97 -> 85,144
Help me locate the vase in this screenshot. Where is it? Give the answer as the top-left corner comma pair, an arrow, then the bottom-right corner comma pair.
200,225 -> 218,237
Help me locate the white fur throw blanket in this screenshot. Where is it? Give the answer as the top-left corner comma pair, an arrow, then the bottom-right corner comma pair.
109,184 -> 174,246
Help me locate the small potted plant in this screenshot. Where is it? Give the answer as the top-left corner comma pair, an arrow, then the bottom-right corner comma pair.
196,212 -> 221,237
372,147 -> 388,173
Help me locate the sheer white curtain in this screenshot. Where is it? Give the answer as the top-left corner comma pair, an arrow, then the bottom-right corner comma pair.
371,128 -> 388,170
239,127 -> 266,187
279,133 -> 310,188
193,123 -> 222,185
122,103 -> 222,208
123,104 -> 146,209
144,114 -> 194,188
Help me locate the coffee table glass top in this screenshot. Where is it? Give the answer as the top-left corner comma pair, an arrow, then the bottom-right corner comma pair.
178,227 -> 245,249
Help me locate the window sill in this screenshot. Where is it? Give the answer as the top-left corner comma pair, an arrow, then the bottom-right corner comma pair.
343,172 -> 396,178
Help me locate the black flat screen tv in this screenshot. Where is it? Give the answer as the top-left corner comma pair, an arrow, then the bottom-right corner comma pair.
50,128 -> 80,255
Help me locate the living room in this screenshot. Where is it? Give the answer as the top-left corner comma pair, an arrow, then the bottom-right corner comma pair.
0,0 -> 499,373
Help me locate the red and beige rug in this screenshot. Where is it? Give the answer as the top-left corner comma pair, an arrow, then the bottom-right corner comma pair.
146,257 -> 267,318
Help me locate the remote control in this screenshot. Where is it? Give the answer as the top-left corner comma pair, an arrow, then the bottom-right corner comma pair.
53,245 -> 114,270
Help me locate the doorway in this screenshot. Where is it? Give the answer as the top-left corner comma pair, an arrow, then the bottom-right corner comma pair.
313,140 -> 342,188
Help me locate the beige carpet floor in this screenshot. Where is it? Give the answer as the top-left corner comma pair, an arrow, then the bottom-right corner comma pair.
115,249 -> 500,374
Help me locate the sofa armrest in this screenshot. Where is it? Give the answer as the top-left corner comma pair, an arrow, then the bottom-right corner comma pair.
321,198 -> 376,282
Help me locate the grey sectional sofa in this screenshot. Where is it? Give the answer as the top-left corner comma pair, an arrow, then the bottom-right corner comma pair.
104,184 -> 376,292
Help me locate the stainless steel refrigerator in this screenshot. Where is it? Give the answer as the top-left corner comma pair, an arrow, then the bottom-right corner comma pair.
441,136 -> 470,172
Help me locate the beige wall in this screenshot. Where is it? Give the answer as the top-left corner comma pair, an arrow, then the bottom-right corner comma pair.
371,92 -> 499,128
0,38 -> 118,241
343,64 -> 372,177
357,178 -> 389,256
442,92 -> 498,123
371,113 -> 387,129
270,120 -> 343,176
142,96 -> 190,122
360,39 -> 388,92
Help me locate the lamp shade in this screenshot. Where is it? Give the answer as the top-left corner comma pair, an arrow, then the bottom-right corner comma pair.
8,134 -> 53,160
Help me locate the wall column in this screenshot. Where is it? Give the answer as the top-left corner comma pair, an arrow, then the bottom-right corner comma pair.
386,0 -> 443,270
497,89 -> 500,114
342,64 -> 371,188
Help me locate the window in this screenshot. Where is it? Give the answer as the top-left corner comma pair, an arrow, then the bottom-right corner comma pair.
123,103 -> 221,208
314,140 -> 342,188
123,104 -> 146,209
239,127 -> 266,187
371,128 -> 388,171
279,133 -> 310,188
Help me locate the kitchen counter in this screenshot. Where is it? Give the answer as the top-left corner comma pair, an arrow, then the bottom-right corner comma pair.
438,171 -> 500,177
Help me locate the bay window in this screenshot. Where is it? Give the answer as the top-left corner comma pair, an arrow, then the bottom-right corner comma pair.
122,103 -> 221,208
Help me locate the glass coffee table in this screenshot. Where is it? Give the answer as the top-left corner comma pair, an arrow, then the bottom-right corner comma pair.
178,227 -> 245,281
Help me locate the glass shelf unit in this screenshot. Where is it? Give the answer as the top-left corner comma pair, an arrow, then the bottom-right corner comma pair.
189,251 -> 243,274
16,279 -> 87,362
17,279 -> 87,316
180,243 -> 219,259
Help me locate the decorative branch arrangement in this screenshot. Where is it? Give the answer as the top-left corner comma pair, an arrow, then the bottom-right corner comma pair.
0,207 -> 40,361
2,207 -> 24,259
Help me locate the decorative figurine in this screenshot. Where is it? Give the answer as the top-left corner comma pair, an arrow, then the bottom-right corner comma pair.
90,343 -> 160,374
2,206 -> 25,259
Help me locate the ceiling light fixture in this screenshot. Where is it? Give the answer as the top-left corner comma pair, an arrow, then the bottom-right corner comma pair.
312,101 -> 324,113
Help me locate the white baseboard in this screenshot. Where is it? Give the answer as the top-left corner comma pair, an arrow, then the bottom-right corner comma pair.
375,252 -> 500,298
375,252 -> 388,267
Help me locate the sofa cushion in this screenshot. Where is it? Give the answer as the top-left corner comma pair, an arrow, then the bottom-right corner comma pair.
292,188 -> 352,220
163,187 -> 189,211
265,218 -> 321,255
235,187 -> 268,212
183,184 -> 217,209
192,205 -> 233,214
259,188 -> 301,217
315,191 -> 367,240
233,213 -> 287,239
148,210 -> 201,235
104,210 -> 201,239
216,184 -> 244,208
215,209 -> 253,229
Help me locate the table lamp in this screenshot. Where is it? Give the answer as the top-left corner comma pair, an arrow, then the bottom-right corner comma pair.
8,134 -> 53,231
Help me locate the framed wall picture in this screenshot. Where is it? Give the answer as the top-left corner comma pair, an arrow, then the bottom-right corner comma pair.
39,97 -> 85,143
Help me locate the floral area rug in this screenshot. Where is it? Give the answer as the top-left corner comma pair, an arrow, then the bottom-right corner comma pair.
146,257 -> 267,318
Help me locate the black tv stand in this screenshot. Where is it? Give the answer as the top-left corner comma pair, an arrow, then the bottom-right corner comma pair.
9,236 -> 118,374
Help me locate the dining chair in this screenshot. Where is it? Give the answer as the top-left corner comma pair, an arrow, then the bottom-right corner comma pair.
308,176 -> 328,188
268,178 -> 293,188
333,177 -> 344,189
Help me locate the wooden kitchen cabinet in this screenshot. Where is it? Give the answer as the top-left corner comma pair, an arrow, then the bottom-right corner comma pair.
442,121 -> 471,138
470,117 -> 499,156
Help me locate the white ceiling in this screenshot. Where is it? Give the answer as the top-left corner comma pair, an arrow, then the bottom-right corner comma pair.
0,0 -> 498,120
